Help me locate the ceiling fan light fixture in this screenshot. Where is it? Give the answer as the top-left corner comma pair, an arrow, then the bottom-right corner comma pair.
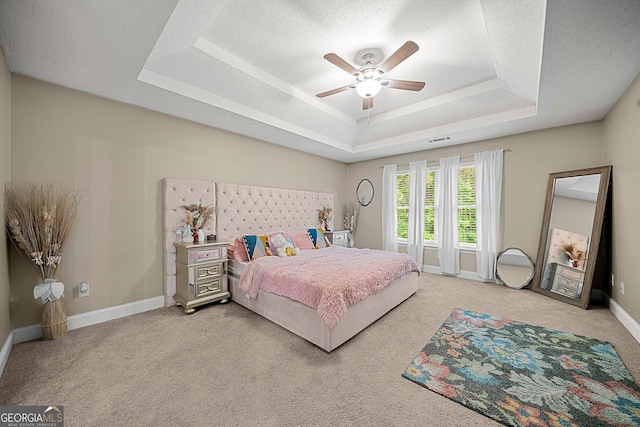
356,79 -> 382,98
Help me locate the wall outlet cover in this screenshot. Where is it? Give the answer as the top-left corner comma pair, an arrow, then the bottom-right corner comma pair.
78,282 -> 91,298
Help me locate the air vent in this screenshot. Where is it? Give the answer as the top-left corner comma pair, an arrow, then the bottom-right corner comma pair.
427,136 -> 452,143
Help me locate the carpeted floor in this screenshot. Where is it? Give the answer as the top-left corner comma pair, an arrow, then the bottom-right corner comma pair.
1,273 -> 639,426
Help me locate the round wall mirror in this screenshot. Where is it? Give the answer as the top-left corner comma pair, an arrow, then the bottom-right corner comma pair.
496,248 -> 535,289
356,179 -> 374,206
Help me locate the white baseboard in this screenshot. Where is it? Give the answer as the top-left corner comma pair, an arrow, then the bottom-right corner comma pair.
0,331 -> 13,378
606,295 -> 640,345
12,295 -> 165,345
421,265 -> 496,283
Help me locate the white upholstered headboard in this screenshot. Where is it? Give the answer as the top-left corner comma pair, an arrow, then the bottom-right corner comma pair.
215,183 -> 333,240
162,179 -> 333,307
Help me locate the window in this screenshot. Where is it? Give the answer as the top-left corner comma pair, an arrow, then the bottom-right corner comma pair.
396,173 -> 409,239
396,165 -> 476,247
457,165 -> 476,246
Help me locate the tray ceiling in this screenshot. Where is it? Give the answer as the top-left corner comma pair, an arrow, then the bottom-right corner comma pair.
1,0 -> 639,162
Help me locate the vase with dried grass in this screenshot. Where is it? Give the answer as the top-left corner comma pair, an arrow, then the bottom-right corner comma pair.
5,183 -> 81,340
343,202 -> 360,248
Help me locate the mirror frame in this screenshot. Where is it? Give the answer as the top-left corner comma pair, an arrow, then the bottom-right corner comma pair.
531,165 -> 611,309
496,247 -> 535,290
356,178 -> 374,206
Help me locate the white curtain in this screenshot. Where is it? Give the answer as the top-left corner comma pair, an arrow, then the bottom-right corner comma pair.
437,156 -> 460,275
474,149 -> 504,280
381,164 -> 398,252
407,161 -> 427,269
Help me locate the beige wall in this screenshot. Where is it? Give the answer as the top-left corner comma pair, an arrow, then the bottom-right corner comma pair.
549,196 -> 597,238
347,122 -> 604,273
603,73 -> 640,323
7,70 -> 638,332
10,75 -> 348,328
0,47 -> 11,346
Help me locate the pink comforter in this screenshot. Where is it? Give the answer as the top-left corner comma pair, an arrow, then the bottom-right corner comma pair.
239,246 -> 420,330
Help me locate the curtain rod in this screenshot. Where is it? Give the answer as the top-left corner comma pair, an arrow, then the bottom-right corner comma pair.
379,148 -> 512,170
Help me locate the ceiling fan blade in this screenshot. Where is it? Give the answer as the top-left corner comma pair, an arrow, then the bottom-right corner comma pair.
363,97 -> 373,110
316,85 -> 353,98
324,53 -> 360,76
379,41 -> 419,73
385,79 -> 426,91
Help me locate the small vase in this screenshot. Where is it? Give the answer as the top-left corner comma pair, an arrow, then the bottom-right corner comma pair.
197,229 -> 205,243
192,229 -> 199,242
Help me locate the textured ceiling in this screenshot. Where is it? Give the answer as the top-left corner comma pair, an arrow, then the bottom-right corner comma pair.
0,0 -> 639,163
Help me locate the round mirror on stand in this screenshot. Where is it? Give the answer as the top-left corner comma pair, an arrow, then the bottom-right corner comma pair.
496,248 -> 535,289
356,179 -> 374,206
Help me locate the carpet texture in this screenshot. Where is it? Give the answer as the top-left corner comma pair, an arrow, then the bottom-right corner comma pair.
403,308 -> 640,427
2,274 -> 639,426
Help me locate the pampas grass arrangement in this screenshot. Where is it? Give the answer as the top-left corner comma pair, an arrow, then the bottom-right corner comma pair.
343,202 -> 360,247
5,182 -> 82,339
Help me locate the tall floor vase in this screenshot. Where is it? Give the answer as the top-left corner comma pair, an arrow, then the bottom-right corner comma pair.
42,299 -> 68,340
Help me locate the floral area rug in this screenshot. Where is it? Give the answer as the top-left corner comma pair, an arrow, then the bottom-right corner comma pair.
402,308 -> 640,426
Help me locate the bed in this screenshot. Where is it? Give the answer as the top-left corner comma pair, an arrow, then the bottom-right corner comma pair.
163,180 -> 420,352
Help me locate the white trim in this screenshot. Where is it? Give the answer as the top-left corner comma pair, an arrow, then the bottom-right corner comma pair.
606,295 -> 640,345
67,296 -> 164,330
12,324 -> 42,344
422,265 -> 494,283
0,331 -> 13,378
12,296 -> 165,345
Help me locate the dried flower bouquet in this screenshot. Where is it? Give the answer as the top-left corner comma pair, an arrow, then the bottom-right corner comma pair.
6,183 -> 81,282
181,203 -> 215,230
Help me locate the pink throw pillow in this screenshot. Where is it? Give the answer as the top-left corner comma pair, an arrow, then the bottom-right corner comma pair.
227,236 -> 249,262
284,229 -> 315,250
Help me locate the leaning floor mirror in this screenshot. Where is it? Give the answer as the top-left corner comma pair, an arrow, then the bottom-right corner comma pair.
531,166 -> 611,309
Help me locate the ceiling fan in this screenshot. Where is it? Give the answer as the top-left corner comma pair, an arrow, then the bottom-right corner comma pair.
316,41 -> 426,110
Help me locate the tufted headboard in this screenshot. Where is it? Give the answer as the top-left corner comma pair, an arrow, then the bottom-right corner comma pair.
215,183 -> 333,241
162,179 -> 333,307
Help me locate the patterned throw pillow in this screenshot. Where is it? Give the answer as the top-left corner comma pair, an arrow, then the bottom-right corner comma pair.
243,235 -> 272,260
307,228 -> 330,249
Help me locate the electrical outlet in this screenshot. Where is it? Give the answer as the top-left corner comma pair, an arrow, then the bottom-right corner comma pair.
78,282 -> 90,298
611,274 -> 615,287
619,282 -> 624,295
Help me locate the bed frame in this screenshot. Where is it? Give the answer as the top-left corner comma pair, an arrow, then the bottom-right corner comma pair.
228,272 -> 418,352
163,179 -> 419,352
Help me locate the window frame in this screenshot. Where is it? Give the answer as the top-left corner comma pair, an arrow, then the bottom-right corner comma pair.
395,162 -> 476,250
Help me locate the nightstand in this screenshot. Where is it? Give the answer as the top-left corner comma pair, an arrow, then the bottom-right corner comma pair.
548,263 -> 585,299
173,241 -> 230,314
324,230 -> 349,247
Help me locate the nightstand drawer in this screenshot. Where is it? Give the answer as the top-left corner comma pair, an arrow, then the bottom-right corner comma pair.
196,263 -> 221,280
333,232 -> 346,243
196,279 -> 222,298
190,247 -> 223,264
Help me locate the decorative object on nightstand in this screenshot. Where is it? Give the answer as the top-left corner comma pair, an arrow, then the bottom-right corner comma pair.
343,202 -> 360,247
317,205 -> 333,231
173,241 -> 230,314
324,230 -> 349,248
181,203 -> 215,243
